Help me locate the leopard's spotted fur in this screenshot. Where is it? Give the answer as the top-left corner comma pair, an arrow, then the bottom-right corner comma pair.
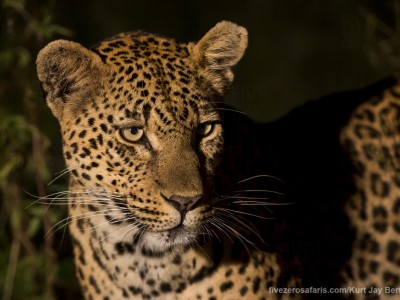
340,79 -> 400,299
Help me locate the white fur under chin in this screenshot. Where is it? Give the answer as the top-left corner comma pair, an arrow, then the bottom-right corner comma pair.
141,227 -> 198,252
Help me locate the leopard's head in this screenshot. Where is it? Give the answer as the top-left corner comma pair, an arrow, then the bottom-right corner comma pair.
36,21 -> 247,251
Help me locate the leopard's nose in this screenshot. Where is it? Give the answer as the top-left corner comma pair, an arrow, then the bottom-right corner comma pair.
166,194 -> 203,217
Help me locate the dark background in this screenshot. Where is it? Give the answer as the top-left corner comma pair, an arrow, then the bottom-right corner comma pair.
53,0 -> 397,121
0,0 -> 399,299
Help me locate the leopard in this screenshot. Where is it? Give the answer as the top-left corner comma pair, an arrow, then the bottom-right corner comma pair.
340,77 -> 400,299
36,21 -> 301,300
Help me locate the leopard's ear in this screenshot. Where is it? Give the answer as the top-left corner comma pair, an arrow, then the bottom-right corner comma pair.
190,21 -> 248,95
36,40 -> 107,120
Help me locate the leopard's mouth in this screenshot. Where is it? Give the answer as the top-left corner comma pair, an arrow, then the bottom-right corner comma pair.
121,199 -> 214,251
166,225 -> 196,242
140,225 -> 199,252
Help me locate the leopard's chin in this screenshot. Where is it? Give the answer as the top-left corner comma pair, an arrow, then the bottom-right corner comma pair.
141,226 -> 198,252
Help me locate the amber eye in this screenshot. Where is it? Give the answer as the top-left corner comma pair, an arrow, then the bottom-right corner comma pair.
119,127 -> 144,143
196,123 -> 214,137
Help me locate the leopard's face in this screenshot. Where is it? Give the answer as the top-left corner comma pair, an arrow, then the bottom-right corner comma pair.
61,41 -> 224,250
37,22 -> 247,251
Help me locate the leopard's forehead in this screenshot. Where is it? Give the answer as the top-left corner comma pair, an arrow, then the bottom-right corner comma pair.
93,32 -> 191,61
90,32 -> 217,134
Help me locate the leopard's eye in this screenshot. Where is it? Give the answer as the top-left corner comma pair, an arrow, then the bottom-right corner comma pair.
119,127 -> 144,143
196,123 -> 214,138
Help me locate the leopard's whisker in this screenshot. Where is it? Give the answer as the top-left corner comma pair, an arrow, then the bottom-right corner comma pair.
45,216 -> 73,239
217,215 -> 259,247
25,189 -> 108,208
209,107 -> 247,115
217,209 -> 267,246
45,207 -> 131,239
135,227 -> 147,247
233,174 -> 288,186
221,196 -> 272,201
193,239 -> 212,261
230,200 -> 292,206
34,197 -> 130,207
202,223 -> 221,243
87,215 -> 133,233
97,220 -> 142,244
207,217 -> 235,244
211,216 -> 255,256
119,222 -> 145,241
219,194 -> 272,200
232,189 -> 285,196
47,165 -> 79,186
214,207 -> 271,220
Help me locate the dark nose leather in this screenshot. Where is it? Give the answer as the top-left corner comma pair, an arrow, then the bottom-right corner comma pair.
166,194 -> 203,217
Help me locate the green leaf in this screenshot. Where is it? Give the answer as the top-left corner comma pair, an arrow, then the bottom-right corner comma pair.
10,207 -> 22,232
0,49 -> 16,68
16,47 -> 31,67
26,217 -> 42,237
3,0 -> 26,11
0,155 -> 23,181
